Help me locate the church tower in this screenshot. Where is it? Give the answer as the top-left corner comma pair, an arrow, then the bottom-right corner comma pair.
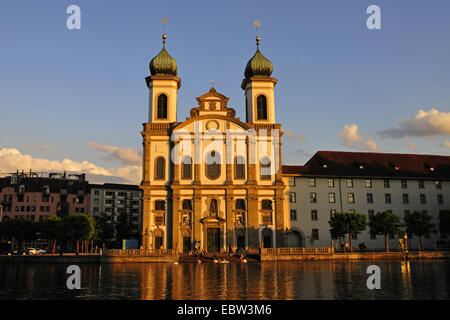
241,36 -> 277,124
146,33 -> 181,123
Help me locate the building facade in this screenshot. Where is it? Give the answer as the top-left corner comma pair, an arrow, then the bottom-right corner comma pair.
283,151 -> 450,250
0,172 -> 89,221
140,34 -> 287,253
89,183 -> 142,241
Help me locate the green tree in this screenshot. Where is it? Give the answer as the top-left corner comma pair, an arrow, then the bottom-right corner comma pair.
329,212 -> 367,252
115,211 -> 133,245
438,210 -> 450,239
94,214 -> 115,248
404,211 -> 437,250
369,211 -> 403,252
58,214 -> 95,251
0,218 -> 38,249
39,216 -> 63,241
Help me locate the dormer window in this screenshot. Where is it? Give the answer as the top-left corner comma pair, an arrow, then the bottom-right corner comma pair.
60,189 -> 67,195
19,185 -> 25,193
43,186 -> 50,194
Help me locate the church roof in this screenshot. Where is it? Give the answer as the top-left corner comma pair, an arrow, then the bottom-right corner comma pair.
149,34 -> 177,76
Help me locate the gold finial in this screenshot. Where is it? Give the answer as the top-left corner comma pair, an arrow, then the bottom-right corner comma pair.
162,33 -> 167,46
253,20 -> 261,49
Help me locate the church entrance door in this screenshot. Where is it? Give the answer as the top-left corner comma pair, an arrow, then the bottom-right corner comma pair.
207,228 -> 220,253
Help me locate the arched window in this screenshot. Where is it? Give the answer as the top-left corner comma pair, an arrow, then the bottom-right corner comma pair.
155,200 -> 165,210
182,199 -> 192,210
256,95 -> 267,120
155,157 -> 165,180
262,200 -> 272,210
234,156 -> 245,179
157,94 -> 168,119
181,156 -> 192,179
260,157 -> 271,180
235,199 -> 246,210
205,150 -> 221,180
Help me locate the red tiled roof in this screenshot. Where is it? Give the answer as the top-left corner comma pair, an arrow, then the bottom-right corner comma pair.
283,151 -> 450,179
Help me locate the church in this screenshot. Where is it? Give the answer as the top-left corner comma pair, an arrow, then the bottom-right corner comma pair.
140,33 -> 287,254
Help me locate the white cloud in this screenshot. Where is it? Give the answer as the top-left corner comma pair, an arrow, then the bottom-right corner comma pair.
379,108 -> 450,139
0,148 -> 141,184
337,124 -> 378,152
282,128 -> 306,144
86,142 -> 142,166
407,141 -> 417,152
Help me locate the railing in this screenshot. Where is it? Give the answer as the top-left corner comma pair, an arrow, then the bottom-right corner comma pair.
261,247 -> 334,255
102,249 -> 176,256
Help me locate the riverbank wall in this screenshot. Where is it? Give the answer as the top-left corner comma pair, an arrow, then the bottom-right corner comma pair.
260,250 -> 450,261
0,254 -> 177,263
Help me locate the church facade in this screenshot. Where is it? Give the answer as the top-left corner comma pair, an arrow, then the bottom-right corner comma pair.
140,34 -> 288,253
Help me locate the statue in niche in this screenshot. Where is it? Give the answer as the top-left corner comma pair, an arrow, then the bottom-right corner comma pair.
209,199 -> 218,216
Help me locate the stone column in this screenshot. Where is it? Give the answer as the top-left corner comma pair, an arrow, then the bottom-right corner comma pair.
172,190 -> 181,253
142,191 -> 151,250
275,188 -> 285,248
173,140 -> 180,185
193,189 -> 202,249
225,191 -> 234,251
143,135 -> 151,183
247,189 -> 259,253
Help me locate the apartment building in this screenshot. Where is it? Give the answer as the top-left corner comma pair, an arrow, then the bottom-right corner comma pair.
283,151 -> 450,250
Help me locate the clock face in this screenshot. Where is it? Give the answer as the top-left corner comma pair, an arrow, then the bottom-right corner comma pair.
206,120 -> 219,131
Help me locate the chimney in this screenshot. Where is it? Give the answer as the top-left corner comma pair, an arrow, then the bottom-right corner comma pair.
63,171 -> 66,178
81,173 -> 86,181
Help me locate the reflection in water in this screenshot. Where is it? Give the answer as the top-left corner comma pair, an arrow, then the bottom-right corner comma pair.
0,260 -> 449,300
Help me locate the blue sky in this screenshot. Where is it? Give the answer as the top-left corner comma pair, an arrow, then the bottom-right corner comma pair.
0,0 -> 449,183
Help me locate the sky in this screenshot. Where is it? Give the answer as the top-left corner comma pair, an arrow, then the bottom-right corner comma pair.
0,0 -> 449,184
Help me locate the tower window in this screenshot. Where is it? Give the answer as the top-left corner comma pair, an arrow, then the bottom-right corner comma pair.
157,94 -> 168,119
256,95 -> 267,120
234,156 -> 245,179
182,156 -> 192,179
155,157 -> 165,180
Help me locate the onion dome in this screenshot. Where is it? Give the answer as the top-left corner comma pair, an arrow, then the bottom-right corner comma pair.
149,34 -> 177,76
244,36 -> 273,78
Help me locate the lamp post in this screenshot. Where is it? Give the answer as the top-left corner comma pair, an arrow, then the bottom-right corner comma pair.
404,233 -> 408,253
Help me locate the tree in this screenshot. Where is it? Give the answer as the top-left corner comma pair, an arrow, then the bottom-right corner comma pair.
369,211 -> 403,252
59,214 -> 96,251
404,211 -> 437,251
438,210 -> 450,239
39,216 -> 63,242
115,211 -> 133,245
94,214 -> 115,248
0,218 -> 38,249
329,212 -> 367,252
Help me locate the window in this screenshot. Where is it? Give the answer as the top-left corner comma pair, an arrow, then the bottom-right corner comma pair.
235,199 -> 245,210
205,151 -> 221,179
365,179 -> 372,188
384,179 -> 390,188
404,210 -> 410,216
420,194 -> 426,204
262,200 -> 272,210
418,180 -> 424,189
330,209 -> 336,218
182,156 -> 192,179
328,193 -> 335,203
310,192 -> 317,203
155,200 -> 165,211
348,193 -> 354,203
234,156 -> 245,179
94,190 -> 100,195
367,193 -> 373,204
156,94 -> 168,119
256,95 -> 267,120
385,193 -> 392,204
402,194 -> 409,204
289,178 -> 295,187
155,157 -> 165,180
347,179 -> 353,188
328,178 -> 334,187
311,210 -> 318,221
368,210 -> 375,219
437,194 -> 444,205
312,229 -> 319,240
290,210 -> 297,221
289,192 -> 296,203
260,157 -> 271,180
348,209 -> 356,214
309,178 -> 316,187
436,181 -> 442,189
106,191 -> 114,196
401,180 -> 407,189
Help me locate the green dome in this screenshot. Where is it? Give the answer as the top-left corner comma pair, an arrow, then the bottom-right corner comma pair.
149,41 -> 177,76
244,47 -> 273,79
